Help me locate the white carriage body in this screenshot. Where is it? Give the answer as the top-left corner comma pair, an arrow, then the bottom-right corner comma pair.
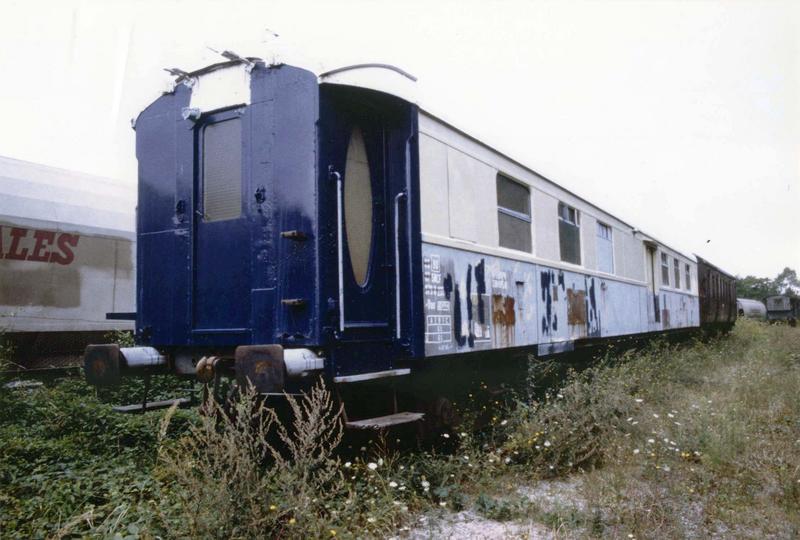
0,156 -> 135,333
416,111 -> 700,356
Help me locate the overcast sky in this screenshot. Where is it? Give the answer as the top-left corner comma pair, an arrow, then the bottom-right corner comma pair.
1,0 -> 797,278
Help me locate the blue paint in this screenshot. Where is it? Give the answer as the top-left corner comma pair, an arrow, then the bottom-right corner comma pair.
135,63 -> 422,376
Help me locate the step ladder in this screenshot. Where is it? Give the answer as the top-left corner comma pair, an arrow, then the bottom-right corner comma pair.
333,368 -> 424,430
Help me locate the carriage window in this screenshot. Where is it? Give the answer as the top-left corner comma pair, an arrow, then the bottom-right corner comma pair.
558,202 -> 581,265
344,126 -> 373,287
596,222 -> 613,274
202,118 -> 242,222
673,259 -> 680,290
685,264 -> 691,291
661,253 -> 670,285
496,174 -> 532,252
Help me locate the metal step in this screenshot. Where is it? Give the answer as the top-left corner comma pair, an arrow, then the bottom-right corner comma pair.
113,397 -> 192,414
333,368 -> 410,384
345,411 -> 424,430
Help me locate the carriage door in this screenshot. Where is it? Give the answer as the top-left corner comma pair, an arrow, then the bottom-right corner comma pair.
646,244 -> 660,323
326,92 -> 395,344
192,109 -> 252,336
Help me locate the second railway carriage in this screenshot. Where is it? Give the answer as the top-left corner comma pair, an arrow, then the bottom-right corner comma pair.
765,295 -> 799,326
84,56 -> 734,424
1,156 -> 135,366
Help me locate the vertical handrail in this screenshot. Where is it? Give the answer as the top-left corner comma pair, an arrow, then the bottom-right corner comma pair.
394,190 -> 407,340
330,167 -> 345,333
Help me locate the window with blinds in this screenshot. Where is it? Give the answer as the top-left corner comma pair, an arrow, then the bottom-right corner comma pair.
202,118 -> 242,222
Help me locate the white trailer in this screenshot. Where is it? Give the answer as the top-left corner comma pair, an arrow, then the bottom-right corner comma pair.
0,156 -> 135,364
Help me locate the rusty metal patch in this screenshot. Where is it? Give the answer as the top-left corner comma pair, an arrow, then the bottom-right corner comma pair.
567,289 -> 587,325
491,294 -> 516,347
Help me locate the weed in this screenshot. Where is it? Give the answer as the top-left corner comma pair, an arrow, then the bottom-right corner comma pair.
104,329 -> 135,348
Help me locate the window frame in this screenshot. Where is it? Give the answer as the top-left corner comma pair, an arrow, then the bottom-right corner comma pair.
673,258 -> 681,290
557,201 -> 582,265
199,113 -> 244,223
685,263 -> 691,291
661,252 -> 670,286
596,221 -> 612,241
595,221 -> 614,274
496,173 -> 532,253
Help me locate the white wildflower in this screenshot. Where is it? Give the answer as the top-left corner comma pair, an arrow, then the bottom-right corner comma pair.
367,462 -> 378,470
633,448 -> 640,454
647,438 -> 655,444
635,398 -> 643,403
344,462 -> 352,468
544,440 -> 552,447
439,501 -> 447,507
667,413 -> 675,418
653,413 -> 659,418
442,433 -> 450,438
500,419 -> 508,426
389,481 -> 398,488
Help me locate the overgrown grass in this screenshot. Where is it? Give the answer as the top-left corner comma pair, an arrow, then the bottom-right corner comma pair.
1,320 -> 797,538
497,319 -> 800,537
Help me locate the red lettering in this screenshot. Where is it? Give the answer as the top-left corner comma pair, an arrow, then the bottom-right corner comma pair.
5,227 -> 30,260
51,233 -> 79,265
27,230 -> 56,262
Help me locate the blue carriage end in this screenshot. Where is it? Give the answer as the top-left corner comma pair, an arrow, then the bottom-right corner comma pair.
133,61 -> 424,381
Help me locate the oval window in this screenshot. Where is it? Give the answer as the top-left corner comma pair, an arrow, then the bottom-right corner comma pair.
344,126 -> 373,287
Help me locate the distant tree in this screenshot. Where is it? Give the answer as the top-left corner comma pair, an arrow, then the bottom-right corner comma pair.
735,267 -> 799,299
774,267 -> 800,297
736,275 -> 779,300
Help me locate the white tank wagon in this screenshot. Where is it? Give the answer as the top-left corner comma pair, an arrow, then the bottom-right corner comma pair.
736,298 -> 766,319
0,156 -> 135,366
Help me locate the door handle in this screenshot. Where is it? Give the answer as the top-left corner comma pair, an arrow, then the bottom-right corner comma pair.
394,190 -> 408,340
329,166 -> 345,334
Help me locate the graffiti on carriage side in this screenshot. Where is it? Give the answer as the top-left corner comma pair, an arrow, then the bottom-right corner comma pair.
422,244 -> 538,356
539,269 -> 602,341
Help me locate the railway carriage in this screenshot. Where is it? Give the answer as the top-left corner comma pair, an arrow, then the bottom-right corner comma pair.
0,156 -> 135,366
83,55 -> 735,425
765,295 -> 799,326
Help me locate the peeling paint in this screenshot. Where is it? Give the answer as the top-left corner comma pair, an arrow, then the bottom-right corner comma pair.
421,242 -> 699,358
491,294 -> 516,347
567,289 -> 587,325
